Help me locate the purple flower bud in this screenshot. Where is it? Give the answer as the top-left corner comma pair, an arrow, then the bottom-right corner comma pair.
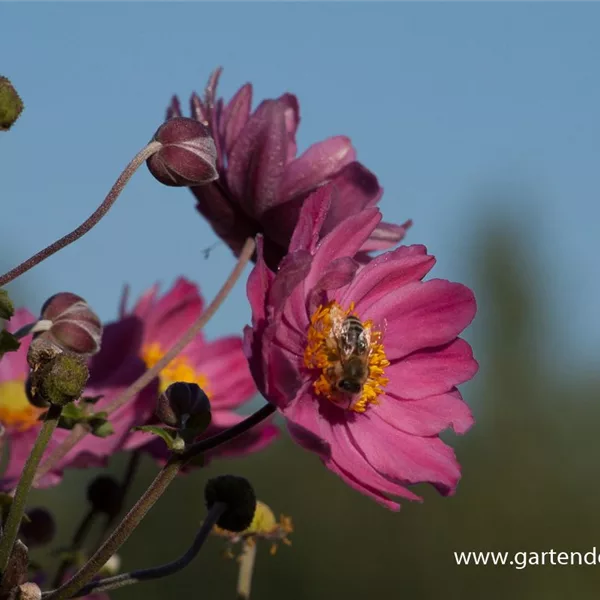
147,117 -> 218,187
156,381 -> 211,433
39,292 -> 102,356
205,475 -> 256,533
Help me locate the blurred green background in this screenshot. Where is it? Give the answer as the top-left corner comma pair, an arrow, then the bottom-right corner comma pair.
21,209 -> 598,600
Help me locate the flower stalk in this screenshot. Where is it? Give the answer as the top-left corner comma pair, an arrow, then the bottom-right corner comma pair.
237,541 -> 257,600
0,403 -> 63,579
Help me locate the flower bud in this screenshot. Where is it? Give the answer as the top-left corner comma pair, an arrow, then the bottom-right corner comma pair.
156,382 -> 211,432
147,117 -> 218,187
205,475 -> 256,533
20,508 -> 56,547
39,293 -> 102,356
98,554 -> 121,577
87,476 -> 123,518
29,354 -> 89,407
0,76 -> 24,131
27,336 -> 62,372
17,583 -> 42,600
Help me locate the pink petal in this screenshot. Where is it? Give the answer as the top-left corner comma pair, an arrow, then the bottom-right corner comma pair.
361,220 -> 413,252
247,236 -> 274,326
375,389 -> 474,436
307,256 -> 359,316
364,279 -> 477,360
265,341 -> 304,408
222,83 -> 253,157
307,208 -> 381,290
267,250 -> 312,316
227,100 -> 288,216
288,185 -> 332,254
166,95 -> 182,120
1,308 -> 36,381
278,93 -> 300,162
279,136 -> 356,203
343,245 -> 435,311
385,339 -> 478,399
348,412 -> 462,495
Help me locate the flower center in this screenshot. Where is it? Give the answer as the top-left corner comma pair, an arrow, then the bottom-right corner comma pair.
0,380 -> 44,432
142,342 -> 210,395
303,301 -> 389,413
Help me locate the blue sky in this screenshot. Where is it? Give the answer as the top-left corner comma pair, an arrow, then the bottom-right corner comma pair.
1,3 -> 598,372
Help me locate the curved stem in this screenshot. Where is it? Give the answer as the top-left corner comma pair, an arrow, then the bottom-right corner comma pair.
44,458 -> 183,600
0,142 -> 162,287
57,502 -> 226,598
0,404 -> 63,578
33,237 -> 256,485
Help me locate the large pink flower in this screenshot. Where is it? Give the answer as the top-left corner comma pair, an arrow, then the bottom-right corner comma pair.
167,69 -> 411,269
122,278 -> 278,462
0,309 -> 156,491
244,187 -> 478,510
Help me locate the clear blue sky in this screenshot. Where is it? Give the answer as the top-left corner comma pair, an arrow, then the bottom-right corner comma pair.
1,3 -> 598,372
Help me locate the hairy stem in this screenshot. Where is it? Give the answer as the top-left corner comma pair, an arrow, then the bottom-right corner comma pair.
0,142 -> 162,287
33,237 -> 256,485
56,502 -> 226,598
0,404 -> 63,577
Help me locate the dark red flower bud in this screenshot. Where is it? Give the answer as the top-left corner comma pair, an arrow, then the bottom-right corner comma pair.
156,382 -> 211,433
205,475 -> 256,533
87,476 -> 123,518
147,117 -> 218,187
39,293 -> 102,356
20,508 -> 56,547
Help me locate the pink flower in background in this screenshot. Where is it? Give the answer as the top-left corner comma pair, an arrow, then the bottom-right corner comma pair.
167,68 -> 411,269
244,189 -> 478,510
0,309 -> 156,491
123,278 -> 278,462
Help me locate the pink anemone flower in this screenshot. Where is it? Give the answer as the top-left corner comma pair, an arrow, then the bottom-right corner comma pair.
244,187 -> 478,510
122,278 -> 278,462
167,68 -> 411,270
0,309 -> 157,491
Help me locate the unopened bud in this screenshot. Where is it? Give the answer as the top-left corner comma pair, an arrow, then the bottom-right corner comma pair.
156,382 -> 211,432
205,475 -> 256,533
0,77 -> 24,131
29,354 -> 89,407
147,117 -> 218,187
20,508 -> 56,547
27,336 -> 62,372
98,554 -> 121,577
87,476 -> 122,518
17,583 -> 41,600
39,293 -> 102,356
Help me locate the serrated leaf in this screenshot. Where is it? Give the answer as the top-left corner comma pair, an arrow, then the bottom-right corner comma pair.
132,425 -> 176,450
0,329 -> 20,358
91,421 -> 114,438
0,289 -> 14,319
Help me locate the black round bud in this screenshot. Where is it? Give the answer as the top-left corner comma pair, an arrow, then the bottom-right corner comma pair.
204,475 -> 256,533
156,382 -> 211,432
20,508 -> 56,547
87,476 -> 123,517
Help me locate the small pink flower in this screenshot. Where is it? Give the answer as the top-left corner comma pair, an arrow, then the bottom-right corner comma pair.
122,278 -> 278,462
0,309 -> 156,491
244,188 -> 478,510
168,68 -> 411,269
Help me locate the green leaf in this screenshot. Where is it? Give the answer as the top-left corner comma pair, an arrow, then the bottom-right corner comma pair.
91,420 -> 114,438
132,425 -> 176,450
55,403 -> 87,430
0,329 -> 20,359
0,289 -> 14,319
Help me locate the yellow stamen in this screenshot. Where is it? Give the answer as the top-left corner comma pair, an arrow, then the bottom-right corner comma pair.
0,380 -> 44,432
303,301 -> 389,413
141,342 -> 210,395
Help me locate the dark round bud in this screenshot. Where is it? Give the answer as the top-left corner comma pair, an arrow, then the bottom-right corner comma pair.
0,76 -> 24,131
25,374 -> 49,408
30,354 -> 89,407
147,117 -> 218,187
87,476 -> 123,517
39,293 -> 102,356
20,508 -> 56,547
156,382 -> 211,432
204,475 -> 256,533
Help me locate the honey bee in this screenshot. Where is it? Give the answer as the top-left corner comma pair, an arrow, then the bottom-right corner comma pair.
326,312 -> 371,406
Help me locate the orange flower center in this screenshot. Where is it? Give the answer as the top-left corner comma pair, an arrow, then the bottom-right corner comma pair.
141,342 -> 210,395
0,380 -> 44,432
303,301 -> 389,413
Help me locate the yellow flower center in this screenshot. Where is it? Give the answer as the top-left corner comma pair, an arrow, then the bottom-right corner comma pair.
0,380 -> 44,432
142,342 -> 210,395
303,301 -> 389,413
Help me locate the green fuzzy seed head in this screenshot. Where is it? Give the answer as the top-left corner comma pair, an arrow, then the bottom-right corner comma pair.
39,354 -> 89,406
0,77 -> 24,131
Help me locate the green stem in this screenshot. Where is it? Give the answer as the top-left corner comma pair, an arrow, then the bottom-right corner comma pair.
0,404 -> 63,578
